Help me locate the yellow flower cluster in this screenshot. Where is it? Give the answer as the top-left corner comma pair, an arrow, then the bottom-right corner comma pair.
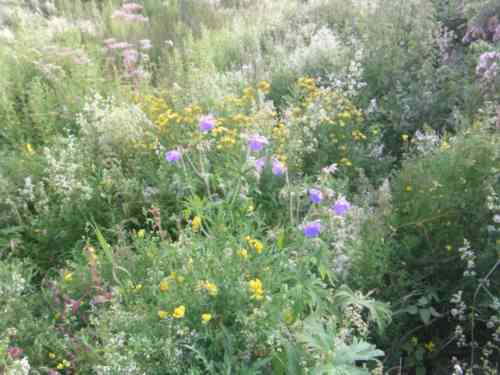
201,313 -> 212,324
192,216 -> 202,232
249,278 -> 264,300
158,305 -> 186,319
198,280 -> 218,296
159,278 -> 170,292
245,235 -> 264,254
56,359 -> 71,370
272,122 -> 289,163
238,248 -> 249,259
257,80 -> 271,94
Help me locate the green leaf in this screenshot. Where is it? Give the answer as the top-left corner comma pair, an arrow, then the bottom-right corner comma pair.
419,308 -> 431,325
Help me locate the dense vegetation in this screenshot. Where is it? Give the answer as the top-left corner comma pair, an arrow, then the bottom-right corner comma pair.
0,0 -> 499,374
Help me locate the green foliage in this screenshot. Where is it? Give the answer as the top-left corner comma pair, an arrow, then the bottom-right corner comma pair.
1,0 -> 500,373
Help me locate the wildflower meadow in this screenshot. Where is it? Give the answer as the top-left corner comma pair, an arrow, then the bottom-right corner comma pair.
0,0 -> 499,374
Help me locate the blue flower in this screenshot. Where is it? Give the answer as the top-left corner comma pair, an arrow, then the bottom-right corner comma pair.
303,220 -> 321,238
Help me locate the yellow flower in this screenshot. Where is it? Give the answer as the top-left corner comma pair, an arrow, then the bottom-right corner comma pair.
440,141 -> 450,150
25,143 -> 34,155
158,310 -> 168,319
401,134 -> 409,142
249,278 -> 264,301
283,309 -> 294,325
159,279 -> 170,292
405,185 -> 413,192
48,352 -> 56,359
424,341 -> 435,352
201,280 -> 218,296
173,305 -> 186,319
192,216 -> 202,232
238,248 -> 248,259
446,245 -> 453,252
249,239 -> 264,254
201,313 -> 212,324
257,80 -> 271,94
56,360 -> 70,369
339,158 -> 352,167
137,229 -> 145,239
63,271 -> 73,282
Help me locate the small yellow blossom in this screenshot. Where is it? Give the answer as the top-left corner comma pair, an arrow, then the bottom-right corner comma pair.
249,239 -> 264,254
238,248 -> 248,259
249,278 -> 264,301
283,309 -> 294,325
199,280 -> 218,296
56,359 -> 70,369
401,134 -> 409,142
440,141 -> 450,150
159,279 -> 170,292
446,245 -> 453,252
25,143 -> 34,155
137,229 -> 145,239
172,305 -> 186,319
158,310 -> 168,319
192,216 -> 202,232
201,313 -> 212,324
48,352 -> 56,359
424,341 -> 435,352
257,80 -> 271,94
63,271 -> 73,282
405,185 -> 413,192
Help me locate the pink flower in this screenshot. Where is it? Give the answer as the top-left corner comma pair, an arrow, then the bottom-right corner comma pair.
123,49 -> 139,66
108,41 -> 132,50
7,347 -> 23,359
122,2 -> 143,12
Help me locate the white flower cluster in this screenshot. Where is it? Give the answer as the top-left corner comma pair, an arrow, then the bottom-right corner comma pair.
288,26 -> 343,76
5,358 -> 31,375
458,239 -> 476,277
0,268 -> 26,299
77,93 -> 154,154
44,136 -> 93,204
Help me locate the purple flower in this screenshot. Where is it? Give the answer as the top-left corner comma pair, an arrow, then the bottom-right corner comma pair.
255,157 -> 266,174
165,150 -> 182,163
140,39 -> 152,50
308,188 -> 323,204
303,220 -> 321,238
199,115 -> 216,133
332,197 -> 351,216
494,25 -> 500,43
272,158 -> 286,176
248,134 -> 269,152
